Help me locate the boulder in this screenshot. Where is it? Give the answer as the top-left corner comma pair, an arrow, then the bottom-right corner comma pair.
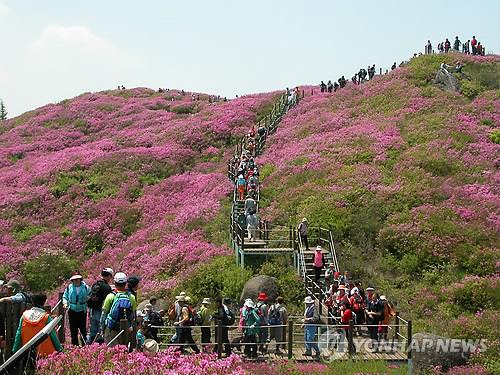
411,333 -> 471,373
434,69 -> 460,92
240,275 -> 279,304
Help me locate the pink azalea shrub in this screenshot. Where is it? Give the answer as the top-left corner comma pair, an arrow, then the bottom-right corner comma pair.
37,345 -> 245,375
0,87 -> 279,294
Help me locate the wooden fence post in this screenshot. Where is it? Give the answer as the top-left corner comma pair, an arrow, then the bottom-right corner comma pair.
3,302 -> 13,358
119,319 -> 128,346
58,292 -> 65,343
217,318 -> 223,359
407,320 -> 412,359
407,320 -> 413,374
348,319 -> 354,356
287,319 -> 294,359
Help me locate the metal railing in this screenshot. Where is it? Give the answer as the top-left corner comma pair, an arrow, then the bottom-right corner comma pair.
131,317 -> 411,361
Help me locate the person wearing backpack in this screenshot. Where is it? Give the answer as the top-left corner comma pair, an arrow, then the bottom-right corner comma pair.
213,297 -> 233,357
256,292 -> 269,354
302,296 -> 320,359
12,293 -> 63,357
63,274 -> 91,346
100,272 -> 137,346
173,296 -> 200,354
87,267 -> 113,344
241,299 -> 260,358
268,296 -> 287,354
297,218 -> 309,250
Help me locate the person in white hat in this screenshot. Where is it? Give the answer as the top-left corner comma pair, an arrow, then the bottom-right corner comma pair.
100,272 -> 137,346
241,299 -> 260,358
63,274 -> 91,346
87,267 -> 114,344
199,298 -> 212,351
143,338 -> 159,355
173,295 -> 200,354
311,246 -> 325,283
169,294 -> 187,345
297,218 -> 309,250
302,296 -> 320,358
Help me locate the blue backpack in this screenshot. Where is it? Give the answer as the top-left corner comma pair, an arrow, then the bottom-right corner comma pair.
106,292 -> 133,330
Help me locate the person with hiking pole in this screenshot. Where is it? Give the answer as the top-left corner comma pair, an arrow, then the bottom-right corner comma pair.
63,274 -> 90,346
100,272 -> 137,346
87,267 -> 113,344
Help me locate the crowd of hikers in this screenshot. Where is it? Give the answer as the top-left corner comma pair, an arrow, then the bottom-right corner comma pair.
319,65 -> 378,93
0,88 -> 403,369
426,35 -> 486,55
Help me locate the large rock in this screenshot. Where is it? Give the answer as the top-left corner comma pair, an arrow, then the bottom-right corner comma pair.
434,69 -> 460,92
240,275 -> 279,304
411,333 -> 472,373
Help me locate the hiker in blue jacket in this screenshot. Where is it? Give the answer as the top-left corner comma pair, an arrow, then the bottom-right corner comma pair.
63,274 -> 90,346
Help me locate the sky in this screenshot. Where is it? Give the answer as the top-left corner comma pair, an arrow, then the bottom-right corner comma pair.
0,0 -> 499,117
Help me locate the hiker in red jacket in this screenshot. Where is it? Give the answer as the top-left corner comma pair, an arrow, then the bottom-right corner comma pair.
311,246 -> 325,283
471,36 -> 477,55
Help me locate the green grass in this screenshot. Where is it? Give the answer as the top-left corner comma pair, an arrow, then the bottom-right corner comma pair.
12,223 -> 45,242
326,360 -> 408,374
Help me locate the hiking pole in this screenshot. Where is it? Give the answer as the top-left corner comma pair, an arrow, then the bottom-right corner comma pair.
106,330 -> 125,347
79,331 -> 87,346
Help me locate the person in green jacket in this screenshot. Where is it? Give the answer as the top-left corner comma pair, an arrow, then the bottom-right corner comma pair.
13,293 -> 62,365
199,298 -> 212,352
242,299 -> 260,358
100,272 -> 137,346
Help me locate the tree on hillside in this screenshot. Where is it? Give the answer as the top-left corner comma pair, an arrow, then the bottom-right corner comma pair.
0,100 -> 7,120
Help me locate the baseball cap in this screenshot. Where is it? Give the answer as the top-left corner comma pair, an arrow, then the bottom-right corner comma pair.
114,272 -> 127,284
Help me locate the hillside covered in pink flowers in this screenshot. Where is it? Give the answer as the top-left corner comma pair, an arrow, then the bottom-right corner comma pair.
257,53 -> 499,344
0,88 -> 279,294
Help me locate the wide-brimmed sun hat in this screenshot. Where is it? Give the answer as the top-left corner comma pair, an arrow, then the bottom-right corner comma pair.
202,298 -> 210,305
304,296 -> 315,304
144,339 -> 159,355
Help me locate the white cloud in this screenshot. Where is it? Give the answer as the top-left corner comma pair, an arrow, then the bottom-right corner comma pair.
0,1 -> 10,17
31,24 -> 124,60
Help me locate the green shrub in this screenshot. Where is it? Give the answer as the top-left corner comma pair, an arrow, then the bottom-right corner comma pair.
0,265 -> 9,280
23,249 -> 77,291
171,104 -> 197,114
407,54 -> 454,86
258,256 -> 305,308
12,224 -> 45,242
116,207 -> 141,236
201,199 -> 231,246
461,80 -> 484,99
175,256 -> 253,304
480,118 -> 493,127
488,129 -> 500,144
79,230 -> 105,255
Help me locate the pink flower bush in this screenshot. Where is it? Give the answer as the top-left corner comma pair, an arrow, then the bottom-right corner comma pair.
0,87 -> 278,294
37,345 -> 245,375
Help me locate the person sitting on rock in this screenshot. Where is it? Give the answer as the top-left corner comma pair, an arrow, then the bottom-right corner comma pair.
440,62 -> 452,74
